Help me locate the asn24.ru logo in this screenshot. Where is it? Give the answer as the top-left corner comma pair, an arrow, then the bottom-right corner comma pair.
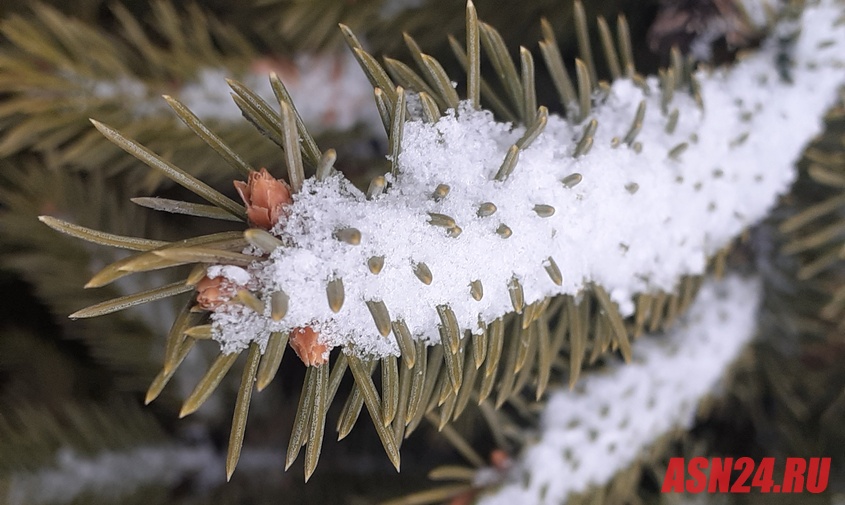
662,457 -> 831,493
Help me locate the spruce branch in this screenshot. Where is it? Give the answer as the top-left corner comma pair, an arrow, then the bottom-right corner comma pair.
30,0 -> 845,489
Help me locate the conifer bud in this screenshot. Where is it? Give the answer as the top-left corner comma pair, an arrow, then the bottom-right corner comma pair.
289,326 -> 328,367
195,275 -> 238,310
234,168 -> 293,230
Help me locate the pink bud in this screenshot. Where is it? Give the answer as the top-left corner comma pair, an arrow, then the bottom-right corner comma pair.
234,168 -> 292,230
289,326 -> 328,367
195,275 -> 237,311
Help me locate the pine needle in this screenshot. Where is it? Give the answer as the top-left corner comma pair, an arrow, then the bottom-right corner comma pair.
152,247 -> 256,266
479,22 -> 524,119
304,363 -> 329,482
389,87 -> 406,177
466,0 -> 480,108
180,352 -> 240,417
87,231 -> 245,288
316,149 -> 337,182
70,281 -> 194,319
392,320 -> 416,368
39,215 -> 168,251
90,120 -> 246,219
163,95 -> 254,177
226,343 -> 260,481
286,366 -> 317,470
244,228 -> 284,253
347,354 -> 401,471
382,355 -> 400,426
268,73 -> 322,168
256,331 -> 289,391
131,197 -> 244,222
420,55 -> 459,111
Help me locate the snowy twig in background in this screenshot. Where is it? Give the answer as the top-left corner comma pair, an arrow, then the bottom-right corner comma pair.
208,0 -> 845,357
182,52 -> 382,134
5,441 -> 375,505
94,52 -> 382,135
479,275 -> 761,504
739,0 -> 781,28
6,445 -> 217,505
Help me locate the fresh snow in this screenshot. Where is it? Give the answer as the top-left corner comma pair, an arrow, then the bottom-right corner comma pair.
478,275 -> 761,504
207,265 -> 252,286
206,0 -> 844,356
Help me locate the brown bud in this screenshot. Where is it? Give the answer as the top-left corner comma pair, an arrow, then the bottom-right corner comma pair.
195,275 -> 238,311
490,449 -> 512,471
234,168 -> 293,230
289,326 -> 328,367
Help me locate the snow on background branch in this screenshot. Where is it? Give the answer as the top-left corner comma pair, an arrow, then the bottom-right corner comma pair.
479,275 -> 761,504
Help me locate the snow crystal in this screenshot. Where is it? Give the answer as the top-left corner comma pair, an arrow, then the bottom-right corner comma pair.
478,275 -> 762,504
207,0 -> 844,357
207,265 -> 251,286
